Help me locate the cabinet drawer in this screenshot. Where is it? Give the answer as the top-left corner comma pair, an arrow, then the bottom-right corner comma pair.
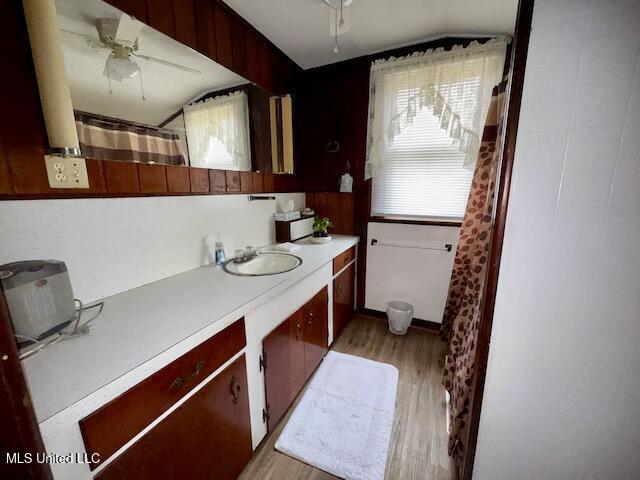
333,246 -> 356,275
95,355 -> 252,480
80,318 -> 246,469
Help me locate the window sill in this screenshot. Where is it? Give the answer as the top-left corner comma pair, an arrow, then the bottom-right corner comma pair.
368,216 -> 462,227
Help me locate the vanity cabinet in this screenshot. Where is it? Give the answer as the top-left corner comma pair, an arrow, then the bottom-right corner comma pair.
333,262 -> 355,341
95,355 -> 252,480
80,319 -> 246,468
263,287 -> 328,431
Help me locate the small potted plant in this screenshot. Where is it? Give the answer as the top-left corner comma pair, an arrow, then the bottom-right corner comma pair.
311,216 -> 333,243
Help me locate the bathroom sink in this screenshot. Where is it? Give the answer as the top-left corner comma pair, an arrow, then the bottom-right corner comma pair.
223,253 -> 302,276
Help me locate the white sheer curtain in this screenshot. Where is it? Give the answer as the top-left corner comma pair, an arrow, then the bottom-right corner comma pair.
184,90 -> 251,170
365,37 -> 509,179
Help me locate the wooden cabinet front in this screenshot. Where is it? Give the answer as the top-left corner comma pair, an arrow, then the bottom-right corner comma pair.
333,246 -> 356,275
262,310 -> 305,431
80,319 -> 246,468
302,287 -> 329,379
96,355 -> 252,480
333,262 -> 355,341
263,287 -> 329,432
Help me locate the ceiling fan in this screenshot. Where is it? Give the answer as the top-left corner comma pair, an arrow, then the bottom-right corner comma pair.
323,0 -> 356,54
62,14 -> 200,86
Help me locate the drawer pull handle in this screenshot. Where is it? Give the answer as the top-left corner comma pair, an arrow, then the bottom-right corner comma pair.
169,360 -> 205,392
230,376 -> 241,404
296,323 -> 302,339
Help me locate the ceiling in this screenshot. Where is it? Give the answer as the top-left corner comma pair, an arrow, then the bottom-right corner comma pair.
55,0 -> 247,126
224,0 -> 519,69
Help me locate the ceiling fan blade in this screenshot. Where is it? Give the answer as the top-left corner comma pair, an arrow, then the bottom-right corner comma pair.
132,53 -> 201,74
60,29 -> 111,52
114,14 -> 145,45
60,29 -> 102,43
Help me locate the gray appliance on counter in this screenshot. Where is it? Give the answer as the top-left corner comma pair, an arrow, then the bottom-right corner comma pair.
0,260 -> 76,346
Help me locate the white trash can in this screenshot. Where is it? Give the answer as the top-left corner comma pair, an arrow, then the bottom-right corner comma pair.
386,301 -> 413,335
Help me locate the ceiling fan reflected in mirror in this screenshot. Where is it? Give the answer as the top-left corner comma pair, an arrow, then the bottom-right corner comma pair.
62,15 -> 201,99
323,0 -> 356,54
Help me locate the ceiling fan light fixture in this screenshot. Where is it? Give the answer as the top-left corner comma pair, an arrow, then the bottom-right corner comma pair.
105,54 -> 140,81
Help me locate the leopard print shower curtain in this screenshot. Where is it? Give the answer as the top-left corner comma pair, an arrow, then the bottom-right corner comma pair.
440,85 -> 506,466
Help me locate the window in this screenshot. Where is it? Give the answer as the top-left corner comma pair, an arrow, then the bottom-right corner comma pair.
371,84 -> 476,220
365,39 -> 508,220
183,90 -> 251,171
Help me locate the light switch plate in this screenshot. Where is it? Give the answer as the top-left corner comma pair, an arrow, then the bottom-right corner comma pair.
44,155 -> 90,189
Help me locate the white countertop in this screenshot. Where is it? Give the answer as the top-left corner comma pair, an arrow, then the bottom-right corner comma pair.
22,235 -> 359,423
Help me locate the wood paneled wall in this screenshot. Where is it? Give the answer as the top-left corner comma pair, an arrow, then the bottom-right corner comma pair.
305,192 -> 354,235
0,0 -> 301,199
109,0 -> 299,94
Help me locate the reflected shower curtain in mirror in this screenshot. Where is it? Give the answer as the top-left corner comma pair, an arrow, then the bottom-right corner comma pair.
441,84 -> 506,466
184,90 -> 251,171
75,111 -> 186,165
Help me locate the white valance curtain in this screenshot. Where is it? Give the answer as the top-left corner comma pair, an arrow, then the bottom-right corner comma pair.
184,90 -> 251,170
365,37 -> 509,179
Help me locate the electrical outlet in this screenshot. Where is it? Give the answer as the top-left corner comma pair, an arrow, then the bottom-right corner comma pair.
44,155 -> 89,189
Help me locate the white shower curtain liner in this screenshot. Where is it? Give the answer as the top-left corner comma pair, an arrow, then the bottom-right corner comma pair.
365,37 -> 509,179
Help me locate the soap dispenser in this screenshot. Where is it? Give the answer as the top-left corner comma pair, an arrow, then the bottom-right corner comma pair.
214,241 -> 226,265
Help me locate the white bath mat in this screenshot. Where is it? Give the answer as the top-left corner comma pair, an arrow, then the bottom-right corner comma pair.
275,351 -> 398,480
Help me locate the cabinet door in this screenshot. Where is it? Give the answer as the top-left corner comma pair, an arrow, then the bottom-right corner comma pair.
263,310 -> 305,431
96,355 -> 252,480
333,262 -> 355,341
302,287 -> 329,379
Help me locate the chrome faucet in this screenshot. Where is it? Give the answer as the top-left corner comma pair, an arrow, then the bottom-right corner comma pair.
233,246 -> 258,264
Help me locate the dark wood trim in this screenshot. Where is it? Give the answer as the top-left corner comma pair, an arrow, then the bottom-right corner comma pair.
0,287 -> 53,480
369,217 -> 462,228
460,1 -> 535,479
0,160 -> 302,200
357,308 -> 441,333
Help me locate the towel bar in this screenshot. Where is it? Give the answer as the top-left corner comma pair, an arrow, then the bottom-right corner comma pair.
248,195 -> 276,201
370,238 -> 452,252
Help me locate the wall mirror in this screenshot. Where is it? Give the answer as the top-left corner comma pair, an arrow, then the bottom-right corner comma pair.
54,0 -> 294,174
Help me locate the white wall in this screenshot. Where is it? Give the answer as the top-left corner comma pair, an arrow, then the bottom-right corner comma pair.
365,222 -> 460,322
474,1 -> 640,479
0,193 -> 304,303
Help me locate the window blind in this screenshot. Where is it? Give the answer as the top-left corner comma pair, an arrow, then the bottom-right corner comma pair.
371,82 -> 477,220
184,91 -> 251,171
191,101 -> 245,170
200,105 -> 236,170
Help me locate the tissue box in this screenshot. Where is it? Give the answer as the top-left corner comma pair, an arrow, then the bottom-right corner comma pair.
274,211 -> 301,221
